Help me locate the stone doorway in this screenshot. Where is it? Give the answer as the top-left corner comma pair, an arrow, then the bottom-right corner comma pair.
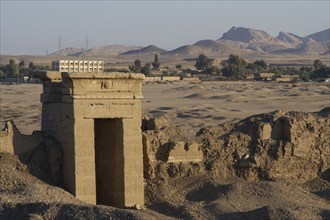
34,71 -> 145,208
94,119 -> 124,207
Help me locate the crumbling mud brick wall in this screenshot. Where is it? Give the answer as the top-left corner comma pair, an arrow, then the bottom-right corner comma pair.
0,120 -> 43,154
34,71 -> 145,208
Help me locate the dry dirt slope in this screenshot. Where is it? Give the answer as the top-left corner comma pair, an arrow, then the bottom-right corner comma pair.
0,109 -> 330,219
0,152 -> 175,220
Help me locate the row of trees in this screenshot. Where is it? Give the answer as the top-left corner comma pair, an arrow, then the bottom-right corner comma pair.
192,54 -> 273,78
2,55 -> 328,81
193,53 -> 329,80
127,52 -> 329,80
0,59 -> 50,79
308,60 -> 330,79
129,54 -> 160,76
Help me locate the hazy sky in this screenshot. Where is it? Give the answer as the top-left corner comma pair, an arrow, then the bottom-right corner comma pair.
1,0 -> 329,55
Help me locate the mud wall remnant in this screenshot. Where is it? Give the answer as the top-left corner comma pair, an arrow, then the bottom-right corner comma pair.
142,109 -> 330,184
0,120 -> 43,155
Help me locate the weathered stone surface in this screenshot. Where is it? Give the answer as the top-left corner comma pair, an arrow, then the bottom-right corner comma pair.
142,117 -> 204,179
197,109 -> 330,183
167,141 -> 202,163
142,116 -> 169,131
35,71 -> 145,208
259,123 -> 272,140
142,110 -> 330,184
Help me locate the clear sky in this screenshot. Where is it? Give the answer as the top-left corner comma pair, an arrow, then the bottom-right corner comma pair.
1,0 -> 329,55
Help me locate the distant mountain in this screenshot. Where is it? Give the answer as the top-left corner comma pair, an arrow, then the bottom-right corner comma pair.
219,27 -> 330,45
305,28 -> 330,42
321,50 -> 330,55
165,40 -> 250,57
216,26 -> 299,53
48,47 -> 85,57
219,26 -> 278,44
273,40 -> 330,55
48,45 -> 142,57
275,32 -> 303,45
83,45 -> 142,57
193,39 -> 217,47
120,45 -> 167,55
214,26 -> 330,54
45,27 -> 329,59
165,45 -> 205,57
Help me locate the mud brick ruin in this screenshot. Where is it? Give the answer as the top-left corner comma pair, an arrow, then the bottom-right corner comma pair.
34,70 -> 145,208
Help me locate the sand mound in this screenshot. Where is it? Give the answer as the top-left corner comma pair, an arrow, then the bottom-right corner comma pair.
146,176 -> 330,219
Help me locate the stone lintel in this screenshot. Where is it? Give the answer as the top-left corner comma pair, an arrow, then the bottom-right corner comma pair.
34,71 -> 145,81
83,103 -> 134,119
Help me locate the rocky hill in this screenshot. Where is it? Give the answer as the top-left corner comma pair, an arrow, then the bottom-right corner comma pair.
164,27 -> 329,57
48,45 -> 142,57
306,28 -> 330,42
164,40 -> 250,57
273,40 -> 330,55
275,32 -> 303,45
219,26 -> 278,44
120,45 -> 168,56
48,47 -> 85,57
83,45 -> 142,57
45,27 -> 330,59
193,39 -> 217,47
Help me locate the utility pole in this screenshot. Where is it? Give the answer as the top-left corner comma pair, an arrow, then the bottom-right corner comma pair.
85,35 -> 89,50
58,36 -> 62,51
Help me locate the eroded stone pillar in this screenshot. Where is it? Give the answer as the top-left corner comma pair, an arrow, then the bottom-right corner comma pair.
122,117 -> 145,206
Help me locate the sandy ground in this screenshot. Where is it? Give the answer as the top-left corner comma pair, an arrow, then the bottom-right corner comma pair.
142,81 -> 330,137
0,84 -> 42,134
1,81 -> 328,135
0,80 -> 329,219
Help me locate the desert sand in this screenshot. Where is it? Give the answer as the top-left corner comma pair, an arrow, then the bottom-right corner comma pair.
1,80 -> 329,135
0,80 -> 329,219
142,80 -> 330,137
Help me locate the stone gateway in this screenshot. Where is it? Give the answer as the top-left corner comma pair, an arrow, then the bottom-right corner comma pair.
34,71 -> 145,208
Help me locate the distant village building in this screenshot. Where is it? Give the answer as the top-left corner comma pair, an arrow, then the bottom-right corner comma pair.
242,74 -> 254,80
275,74 -> 299,82
52,60 -> 104,73
254,73 -> 274,81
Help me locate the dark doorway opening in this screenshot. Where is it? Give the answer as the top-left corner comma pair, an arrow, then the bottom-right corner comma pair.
94,119 -> 124,207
